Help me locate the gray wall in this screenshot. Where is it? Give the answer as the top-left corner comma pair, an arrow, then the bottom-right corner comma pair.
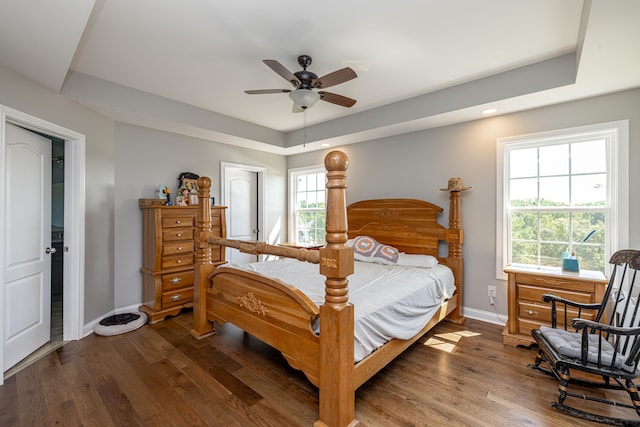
288,88 -> 640,320
114,123 -> 287,308
2,59 -> 638,326
0,64 -> 116,322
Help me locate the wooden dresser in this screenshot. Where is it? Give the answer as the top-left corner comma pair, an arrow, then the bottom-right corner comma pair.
502,265 -> 608,347
140,203 -> 226,323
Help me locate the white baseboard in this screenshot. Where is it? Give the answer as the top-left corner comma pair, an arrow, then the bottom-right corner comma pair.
463,306 -> 508,326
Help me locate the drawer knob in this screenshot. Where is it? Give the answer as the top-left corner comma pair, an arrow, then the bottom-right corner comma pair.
177,233 -> 182,237
177,259 -> 182,264
171,294 -> 181,302
177,246 -> 182,251
170,277 -> 181,284
176,220 -> 181,224
527,310 -> 538,316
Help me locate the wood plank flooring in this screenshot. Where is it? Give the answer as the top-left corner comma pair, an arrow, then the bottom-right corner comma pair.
2,311 -> 638,426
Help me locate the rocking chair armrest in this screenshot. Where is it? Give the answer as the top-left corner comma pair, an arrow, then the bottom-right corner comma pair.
572,318 -> 640,336
541,293 -> 601,311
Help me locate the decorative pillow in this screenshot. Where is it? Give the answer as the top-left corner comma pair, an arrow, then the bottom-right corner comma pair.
349,236 -> 399,265
397,253 -> 439,269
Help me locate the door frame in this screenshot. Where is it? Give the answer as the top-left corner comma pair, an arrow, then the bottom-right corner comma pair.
0,105 -> 86,383
220,162 -> 266,257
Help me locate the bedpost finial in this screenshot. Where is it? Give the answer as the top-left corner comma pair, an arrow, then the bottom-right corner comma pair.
198,176 -> 211,190
324,151 -> 348,172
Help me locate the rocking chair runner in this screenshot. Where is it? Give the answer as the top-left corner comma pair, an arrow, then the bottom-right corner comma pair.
531,249 -> 640,426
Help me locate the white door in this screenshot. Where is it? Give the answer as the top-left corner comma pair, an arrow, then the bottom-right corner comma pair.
225,168 -> 259,264
3,124 -> 52,371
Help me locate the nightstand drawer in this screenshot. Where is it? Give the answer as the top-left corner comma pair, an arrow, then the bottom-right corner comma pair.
516,273 -> 598,293
517,284 -> 593,305
162,270 -> 194,291
517,301 -> 594,324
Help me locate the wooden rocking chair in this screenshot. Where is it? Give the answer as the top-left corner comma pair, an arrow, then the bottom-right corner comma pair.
531,249 -> 640,426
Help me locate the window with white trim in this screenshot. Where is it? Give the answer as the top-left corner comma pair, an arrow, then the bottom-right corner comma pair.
496,121 -> 628,279
289,166 -> 326,244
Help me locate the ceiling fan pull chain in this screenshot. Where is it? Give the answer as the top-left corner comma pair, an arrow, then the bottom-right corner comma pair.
303,110 -> 308,147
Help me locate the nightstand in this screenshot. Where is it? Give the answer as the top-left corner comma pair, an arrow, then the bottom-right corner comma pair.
502,265 -> 608,347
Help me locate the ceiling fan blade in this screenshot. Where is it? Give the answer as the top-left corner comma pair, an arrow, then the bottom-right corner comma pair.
314,67 -> 357,89
318,91 -> 357,108
263,60 -> 301,87
245,89 -> 292,94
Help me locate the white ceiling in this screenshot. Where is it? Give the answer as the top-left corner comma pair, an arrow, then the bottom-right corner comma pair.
1,0 -> 639,154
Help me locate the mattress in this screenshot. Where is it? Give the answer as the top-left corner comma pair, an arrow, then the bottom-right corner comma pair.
222,258 -> 456,362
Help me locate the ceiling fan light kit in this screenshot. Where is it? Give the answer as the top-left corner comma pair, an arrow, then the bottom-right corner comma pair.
245,55 -> 357,111
289,89 -> 320,109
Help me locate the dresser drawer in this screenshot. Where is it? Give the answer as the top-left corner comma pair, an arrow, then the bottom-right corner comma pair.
162,241 -> 194,256
161,270 -> 194,292
163,228 -> 194,242
517,284 -> 593,305
161,254 -> 193,270
162,215 -> 195,228
162,287 -> 193,308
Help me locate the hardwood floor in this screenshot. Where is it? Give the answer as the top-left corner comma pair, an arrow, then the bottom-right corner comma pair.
1,311 -> 637,426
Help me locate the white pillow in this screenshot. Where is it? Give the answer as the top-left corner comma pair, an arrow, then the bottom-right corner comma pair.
397,253 -> 439,269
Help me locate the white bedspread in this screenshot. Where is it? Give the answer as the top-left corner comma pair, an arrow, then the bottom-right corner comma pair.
221,258 -> 456,362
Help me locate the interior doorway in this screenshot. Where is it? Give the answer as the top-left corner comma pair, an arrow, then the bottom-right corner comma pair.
0,105 -> 86,384
221,162 -> 266,263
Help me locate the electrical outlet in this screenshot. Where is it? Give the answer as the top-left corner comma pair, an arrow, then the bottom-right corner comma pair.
488,285 -> 497,298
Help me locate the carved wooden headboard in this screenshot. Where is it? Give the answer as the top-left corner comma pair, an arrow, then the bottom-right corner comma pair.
346,198 -> 448,257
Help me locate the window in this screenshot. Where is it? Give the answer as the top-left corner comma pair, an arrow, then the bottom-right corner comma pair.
497,121 -> 628,278
289,166 -> 326,244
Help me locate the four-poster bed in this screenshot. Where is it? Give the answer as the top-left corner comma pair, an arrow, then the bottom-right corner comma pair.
190,151 -> 465,427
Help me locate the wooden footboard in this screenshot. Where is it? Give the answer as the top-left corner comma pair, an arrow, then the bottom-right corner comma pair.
205,267 -> 322,385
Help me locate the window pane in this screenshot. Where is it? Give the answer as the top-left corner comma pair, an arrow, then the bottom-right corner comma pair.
511,212 -> 538,240
572,140 -> 606,174
539,144 -> 568,176
512,241 -> 538,265
539,212 -> 569,242
509,178 -> 538,206
571,212 -> 605,244
510,147 -> 538,178
308,173 -> 317,191
541,243 -> 566,268
571,174 -> 606,206
296,191 -> 307,208
306,191 -> 317,206
539,176 -> 569,206
297,175 -> 307,192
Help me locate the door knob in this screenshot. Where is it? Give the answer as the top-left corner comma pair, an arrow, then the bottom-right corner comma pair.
45,247 -> 57,254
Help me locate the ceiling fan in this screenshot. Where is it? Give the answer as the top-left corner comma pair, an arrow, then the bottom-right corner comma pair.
245,55 -> 357,112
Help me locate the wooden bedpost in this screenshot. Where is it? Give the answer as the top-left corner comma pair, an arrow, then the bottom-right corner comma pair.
446,189 -> 465,323
191,177 -> 216,338
316,151 -> 358,427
